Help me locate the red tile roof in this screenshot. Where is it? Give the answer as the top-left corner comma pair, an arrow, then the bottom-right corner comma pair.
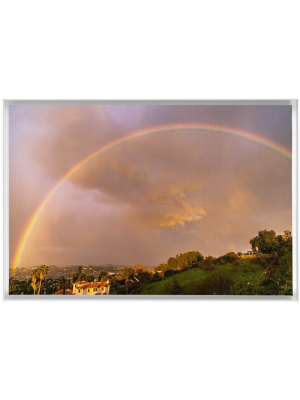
100,282 -> 110,287
73,281 -> 89,285
85,282 -> 110,289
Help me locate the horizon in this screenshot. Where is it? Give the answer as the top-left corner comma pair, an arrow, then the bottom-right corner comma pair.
9,237 -> 288,272
9,233 -> 290,274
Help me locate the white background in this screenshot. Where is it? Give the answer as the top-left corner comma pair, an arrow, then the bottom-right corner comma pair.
0,1 -> 299,400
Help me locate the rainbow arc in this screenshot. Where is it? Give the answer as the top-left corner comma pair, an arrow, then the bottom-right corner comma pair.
11,123 -> 292,275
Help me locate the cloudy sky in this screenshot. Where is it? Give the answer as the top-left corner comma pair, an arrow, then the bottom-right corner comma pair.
9,104 -> 292,269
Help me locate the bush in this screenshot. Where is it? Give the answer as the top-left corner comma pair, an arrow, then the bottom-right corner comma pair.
230,261 -> 293,295
115,286 -> 127,295
165,278 -> 182,295
216,252 -> 239,265
164,269 -> 177,278
137,271 -> 151,283
202,262 -> 215,272
181,266 -> 190,272
187,271 -> 234,295
130,287 -> 141,295
198,256 -> 216,271
152,273 -> 162,281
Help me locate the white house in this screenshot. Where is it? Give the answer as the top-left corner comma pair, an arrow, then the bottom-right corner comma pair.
72,281 -> 110,295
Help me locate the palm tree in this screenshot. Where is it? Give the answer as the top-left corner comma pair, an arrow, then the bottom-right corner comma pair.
37,265 -> 49,295
60,276 -> 66,295
31,269 -> 38,295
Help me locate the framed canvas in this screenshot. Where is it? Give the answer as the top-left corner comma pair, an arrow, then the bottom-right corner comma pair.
3,100 -> 297,299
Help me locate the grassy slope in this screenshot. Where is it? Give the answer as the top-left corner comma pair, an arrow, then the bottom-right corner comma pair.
140,260 -> 265,295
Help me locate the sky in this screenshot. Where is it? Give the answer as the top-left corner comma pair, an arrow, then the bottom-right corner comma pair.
9,104 -> 292,270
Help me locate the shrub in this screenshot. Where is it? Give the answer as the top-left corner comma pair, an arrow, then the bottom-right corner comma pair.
231,265 -> 238,272
165,278 -> 182,295
152,273 -> 162,281
130,287 -> 141,295
187,271 -> 234,295
164,269 -> 176,278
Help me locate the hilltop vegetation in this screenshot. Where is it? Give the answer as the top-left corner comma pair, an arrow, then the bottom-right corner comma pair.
139,253 -> 292,295
126,229 -> 293,296
9,229 -> 293,296
140,260 -> 264,295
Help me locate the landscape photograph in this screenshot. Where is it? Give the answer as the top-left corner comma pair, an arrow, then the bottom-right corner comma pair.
8,103 -> 293,296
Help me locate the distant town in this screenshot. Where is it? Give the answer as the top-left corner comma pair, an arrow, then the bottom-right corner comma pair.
11,264 -> 132,281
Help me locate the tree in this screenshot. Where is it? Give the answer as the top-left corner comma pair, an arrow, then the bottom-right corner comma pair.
225,252 -> 239,263
122,267 -> 135,281
154,263 -> 169,273
31,269 -> 39,295
60,276 -> 66,294
250,230 -> 279,253
122,268 -> 135,295
85,274 -> 95,282
277,230 -> 292,253
215,253 -> 238,265
37,265 -> 49,295
203,255 -> 216,271
175,251 -> 204,270
9,277 -> 18,294
131,263 -> 147,272
70,273 -> 78,284
283,230 -> 292,242
77,266 -> 84,281
97,271 -> 108,282
250,229 -> 292,254
167,257 -> 177,269
136,270 -> 151,283
176,253 -> 188,270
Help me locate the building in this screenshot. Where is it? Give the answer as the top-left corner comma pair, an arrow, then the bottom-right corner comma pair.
72,281 -> 89,294
72,281 -> 110,295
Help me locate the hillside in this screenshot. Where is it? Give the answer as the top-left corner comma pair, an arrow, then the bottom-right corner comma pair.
140,260 -> 265,295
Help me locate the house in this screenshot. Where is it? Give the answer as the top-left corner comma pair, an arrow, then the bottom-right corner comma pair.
72,281 -> 110,295
72,281 -> 89,295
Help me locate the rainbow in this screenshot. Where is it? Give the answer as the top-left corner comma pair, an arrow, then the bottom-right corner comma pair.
10,123 -> 292,275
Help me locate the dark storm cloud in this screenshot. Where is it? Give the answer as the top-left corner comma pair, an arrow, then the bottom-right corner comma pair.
163,105 -> 292,148
23,105 -> 133,179
68,128 -> 291,251
69,133 -> 211,228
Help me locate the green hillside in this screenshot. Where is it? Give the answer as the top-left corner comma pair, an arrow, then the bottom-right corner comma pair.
140,261 -> 265,295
